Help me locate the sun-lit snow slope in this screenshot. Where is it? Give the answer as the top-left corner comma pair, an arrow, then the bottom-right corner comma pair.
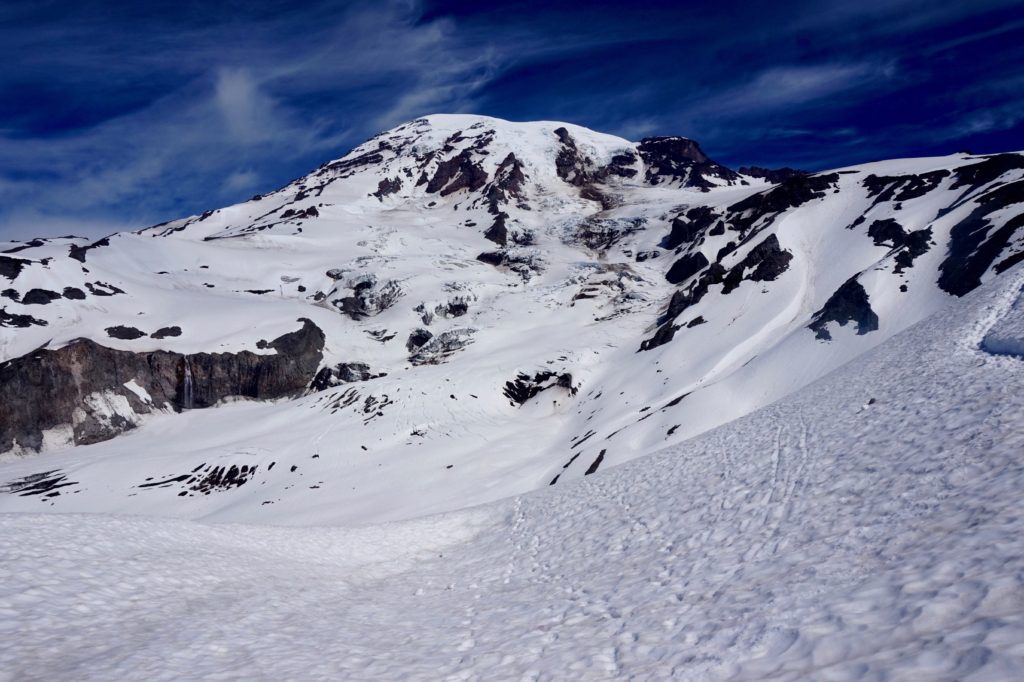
2,264 -> 1022,680
1,114 -> 1023,523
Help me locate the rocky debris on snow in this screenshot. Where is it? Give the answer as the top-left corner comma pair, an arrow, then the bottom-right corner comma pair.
503,370 -> 576,407
573,217 -> 646,252
0,470 -> 78,498
329,275 -> 403,320
476,249 -> 544,280
808,278 -> 880,341
408,328 -> 476,365
138,463 -> 258,495
309,362 -> 386,392
85,281 -> 125,297
406,328 -> 433,352
373,177 -> 402,200
0,308 -> 47,328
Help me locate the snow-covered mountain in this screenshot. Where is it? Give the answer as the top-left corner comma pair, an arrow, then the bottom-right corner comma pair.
3,113 -> 1024,678
1,113 -> 1023,526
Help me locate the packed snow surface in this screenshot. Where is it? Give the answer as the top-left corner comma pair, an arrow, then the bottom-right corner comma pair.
2,265 -> 1023,680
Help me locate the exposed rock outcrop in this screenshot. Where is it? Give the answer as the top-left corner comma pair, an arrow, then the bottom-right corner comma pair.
637,136 -> 739,190
0,319 -> 324,455
808,279 -> 879,341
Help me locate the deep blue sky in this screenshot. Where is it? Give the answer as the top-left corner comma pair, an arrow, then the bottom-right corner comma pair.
2,0 -> 1023,240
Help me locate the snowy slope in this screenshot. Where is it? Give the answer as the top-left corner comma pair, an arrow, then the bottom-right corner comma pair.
1,261 -> 1022,680
1,115 -> 1023,527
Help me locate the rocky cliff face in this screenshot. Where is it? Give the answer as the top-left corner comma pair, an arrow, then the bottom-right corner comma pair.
0,319 -> 324,454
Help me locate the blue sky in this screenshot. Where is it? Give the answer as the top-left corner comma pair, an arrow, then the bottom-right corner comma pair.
2,0 -> 1023,240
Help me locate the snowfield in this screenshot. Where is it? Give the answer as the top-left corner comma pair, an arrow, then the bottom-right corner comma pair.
2,264 -> 1022,680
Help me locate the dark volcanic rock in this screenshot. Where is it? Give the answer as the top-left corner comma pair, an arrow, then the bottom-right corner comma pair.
105,325 -> 147,340
406,328 -> 433,352
151,326 -> 182,339
0,308 -> 48,328
642,236 -> 791,350
373,177 -> 402,199
0,256 -> 28,281
309,362 -> 384,391
863,170 -> 950,205
484,153 -> 528,213
332,277 -> 402,320
503,370 -> 576,407
22,288 -> 61,305
484,212 -> 509,245
808,278 -> 879,341
938,179 -> 1024,296
637,136 -> 739,190
661,207 -> 720,249
553,127 -> 593,187
0,319 -> 325,455
665,252 -> 709,284
867,218 -> 906,246
409,328 -> 475,365
951,154 -> 1024,191
85,282 -> 125,297
739,166 -> 808,184
720,234 -> 793,294
426,150 -> 488,196
62,287 -> 86,300
727,173 -> 840,236
68,237 -> 110,263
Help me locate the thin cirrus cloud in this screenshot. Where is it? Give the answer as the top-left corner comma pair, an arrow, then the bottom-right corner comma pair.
0,0 -> 1021,241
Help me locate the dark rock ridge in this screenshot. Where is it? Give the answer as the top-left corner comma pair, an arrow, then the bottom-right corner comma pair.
665,252 -> 709,285
68,237 -> 110,263
808,279 -> 879,341
938,178 -> 1024,296
739,166 -> 808,184
424,149 -> 488,196
638,136 -> 739,190
0,319 -> 324,455
642,235 -> 792,350
864,169 -> 950,206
